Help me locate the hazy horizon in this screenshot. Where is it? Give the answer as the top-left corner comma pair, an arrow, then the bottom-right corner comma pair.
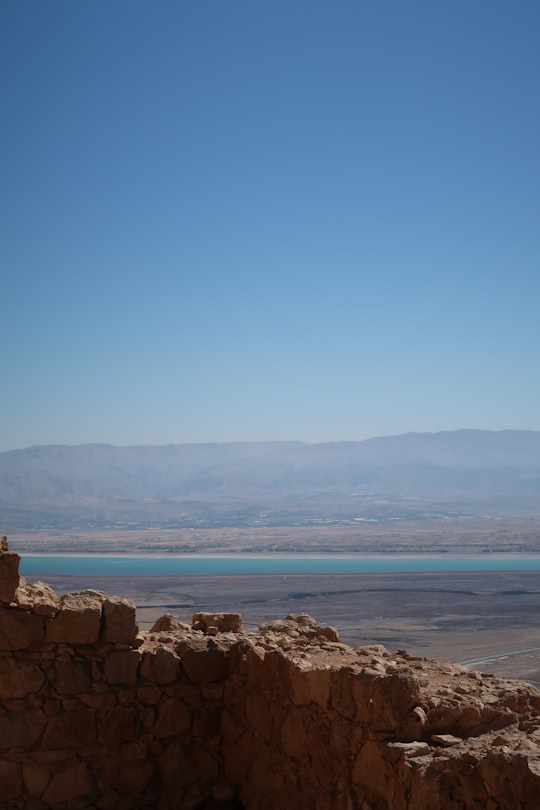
2,427 -> 539,455
2,2 -> 539,452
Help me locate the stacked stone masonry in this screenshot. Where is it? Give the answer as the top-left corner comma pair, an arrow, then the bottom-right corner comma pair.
1,537 -> 540,809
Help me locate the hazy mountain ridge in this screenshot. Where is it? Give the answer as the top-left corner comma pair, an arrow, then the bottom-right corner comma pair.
1,431 -> 539,528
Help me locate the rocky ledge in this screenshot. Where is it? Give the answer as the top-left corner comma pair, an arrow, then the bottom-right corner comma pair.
1,537 -> 540,809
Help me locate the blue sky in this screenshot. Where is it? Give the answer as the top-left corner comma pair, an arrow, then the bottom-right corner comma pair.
1,1 -> 539,450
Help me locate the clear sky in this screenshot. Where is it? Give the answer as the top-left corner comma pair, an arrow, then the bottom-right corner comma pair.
1,1 -> 539,451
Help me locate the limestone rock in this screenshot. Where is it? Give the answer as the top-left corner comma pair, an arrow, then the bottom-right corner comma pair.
14,580 -> 60,616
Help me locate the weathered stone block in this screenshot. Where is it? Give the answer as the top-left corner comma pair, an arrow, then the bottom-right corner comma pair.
104,649 -> 141,686
160,739 -> 199,785
0,711 -> 44,748
45,590 -> 104,644
22,761 -> 50,797
42,708 -> 97,748
54,659 -> 91,694
0,760 -> 22,800
182,645 -> 228,684
96,756 -> 155,794
0,657 -> 45,698
0,605 -> 45,650
152,697 -> 191,738
98,706 -> 141,745
0,551 -> 20,603
41,763 -> 92,805
193,706 -> 222,738
102,595 -> 138,643
140,645 -> 180,684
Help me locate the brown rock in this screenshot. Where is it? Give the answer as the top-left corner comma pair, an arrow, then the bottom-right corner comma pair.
0,657 -> 45,698
41,763 -> 92,805
104,648 -> 141,686
150,614 -> 191,633
0,711 -> 44,748
0,760 -> 22,800
432,733 -> 462,747
98,706 -> 141,745
193,612 -> 243,633
54,658 -> 91,694
0,605 -> 45,650
0,551 -> 21,602
181,640 -> 229,683
290,663 -> 331,708
42,708 -> 97,748
102,595 -> 138,643
23,761 -> 50,797
259,612 -> 339,642
45,590 -> 104,644
137,685 -> 162,704
152,697 -> 191,738
140,645 -> 180,684
160,738 -> 199,785
96,756 -> 155,794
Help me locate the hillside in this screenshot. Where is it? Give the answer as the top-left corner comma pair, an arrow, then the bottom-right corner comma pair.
1,430 -> 539,529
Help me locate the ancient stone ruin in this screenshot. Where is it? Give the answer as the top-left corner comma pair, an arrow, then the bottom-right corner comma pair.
1,536 -> 540,808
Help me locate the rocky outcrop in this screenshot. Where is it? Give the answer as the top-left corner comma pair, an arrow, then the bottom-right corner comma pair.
1,538 -> 540,809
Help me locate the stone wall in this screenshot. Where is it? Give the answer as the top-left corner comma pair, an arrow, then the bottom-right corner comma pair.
2,537 -> 540,809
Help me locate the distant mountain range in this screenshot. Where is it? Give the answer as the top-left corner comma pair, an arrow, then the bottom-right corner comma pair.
1,430 -> 539,529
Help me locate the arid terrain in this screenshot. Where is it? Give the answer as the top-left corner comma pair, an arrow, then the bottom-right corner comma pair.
10,520 -> 540,688
9,517 -> 540,555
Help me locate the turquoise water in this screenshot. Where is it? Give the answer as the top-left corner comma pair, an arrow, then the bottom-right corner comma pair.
18,555 -> 540,577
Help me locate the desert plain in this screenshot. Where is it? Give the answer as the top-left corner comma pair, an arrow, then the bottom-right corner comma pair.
10,518 -> 540,688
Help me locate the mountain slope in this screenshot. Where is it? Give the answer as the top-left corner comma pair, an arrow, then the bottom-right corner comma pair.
1,431 -> 539,528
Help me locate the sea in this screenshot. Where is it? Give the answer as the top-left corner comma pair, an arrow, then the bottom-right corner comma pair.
18,555 -> 540,577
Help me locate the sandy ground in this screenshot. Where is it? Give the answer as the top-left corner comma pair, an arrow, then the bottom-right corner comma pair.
9,517 -> 540,555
